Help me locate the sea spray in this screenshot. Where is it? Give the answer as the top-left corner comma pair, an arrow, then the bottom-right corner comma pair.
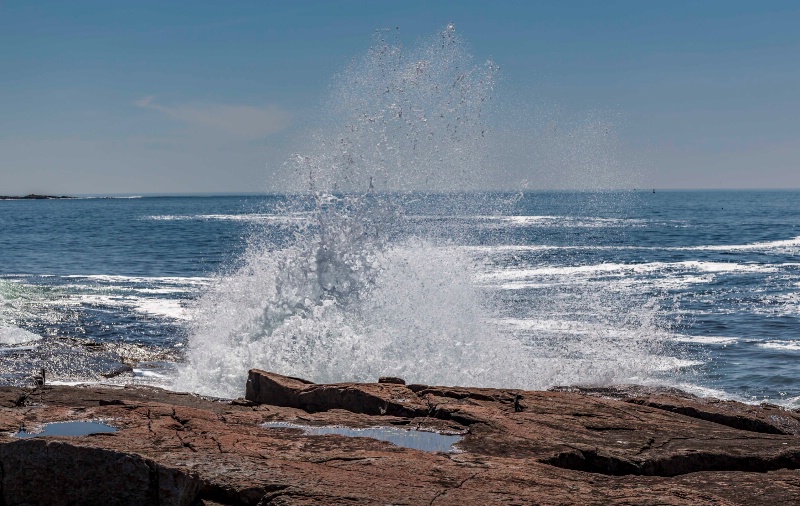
298,24 -> 498,193
174,25 -> 681,398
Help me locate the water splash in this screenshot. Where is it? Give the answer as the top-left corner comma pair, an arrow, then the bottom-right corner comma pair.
283,23 -> 497,193
174,25 -> 679,398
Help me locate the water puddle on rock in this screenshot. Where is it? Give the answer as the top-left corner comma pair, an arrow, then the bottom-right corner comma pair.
262,422 -> 463,453
14,421 -> 117,438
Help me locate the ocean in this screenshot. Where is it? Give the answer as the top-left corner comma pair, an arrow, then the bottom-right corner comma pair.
1,190 -> 798,406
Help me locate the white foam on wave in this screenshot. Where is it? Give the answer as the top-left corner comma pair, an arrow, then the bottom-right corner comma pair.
176,240 -> 538,397
498,215 -> 649,228
0,324 -> 41,345
133,368 -> 169,379
493,318 -> 647,339
673,335 -> 738,345
81,195 -> 144,199
76,294 -> 189,320
756,341 -> 800,351
676,236 -> 800,252
131,299 -> 189,320
650,358 -> 705,371
461,236 -> 800,256
146,213 -> 310,224
59,283 -> 192,296
423,214 -> 651,229
133,287 -> 192,295
493,318 -> 589,332
482,261 -> 777,282
669,383 -> 741,401
749,292 -> 799,317
491,281 -> 560,290
462,244 -> 647,254
490,275 -> 716,292
62,274 -> 212,285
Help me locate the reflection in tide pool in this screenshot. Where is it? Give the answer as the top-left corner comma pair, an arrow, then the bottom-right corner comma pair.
14,421 -> 117,438
262,422 -> 462,453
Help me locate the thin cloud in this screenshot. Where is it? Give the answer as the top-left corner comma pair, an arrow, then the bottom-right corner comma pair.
135,96 -> 292,139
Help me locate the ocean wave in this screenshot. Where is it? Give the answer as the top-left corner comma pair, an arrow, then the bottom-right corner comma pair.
0,324 -> 41,345
672,335 -> 739,345
409,214 -> 655,229
77,294 -> 189,320
676,236 -> 800,251
145,213 -> 310,223
480,260 -> 778,281
491,317 -> 659,338
462,244 -> 639,253
130,298 -> 188,320
61,274 -> 211,286
461,236 -> 800,255
490,275 -> 717,291
667,382 -> 742,401
75,195 -> 144,200
756,341 -> 800,351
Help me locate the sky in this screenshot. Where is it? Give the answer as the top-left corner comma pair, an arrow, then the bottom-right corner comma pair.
2,1 -> 799,194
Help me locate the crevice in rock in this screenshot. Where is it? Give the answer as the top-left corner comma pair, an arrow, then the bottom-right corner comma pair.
145,460 -> 161,506
0,452 -> 6,506
584,426 -> 636,432
201,483 -> 287,506
171,408 -> 190,427
259,488 -> 357,506
176,431 -> 198,452
541,447 -> 800,477
626,400 -> 792,435
541,448 -> 641,476
425,405 -> 480,426
255,485 -> 293,505
210,434 -> 224,453
606,404 -> 646,423
312,456 -> 372,464
637,437 -> 655,454
429,471 -> 481,505
413,387 -> 503,403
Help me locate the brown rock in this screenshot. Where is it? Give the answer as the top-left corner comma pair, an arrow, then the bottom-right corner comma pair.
246,369 -> 429,417
551,385 -> 800,435
0,373 -> 798,505
378,376 -> 406,385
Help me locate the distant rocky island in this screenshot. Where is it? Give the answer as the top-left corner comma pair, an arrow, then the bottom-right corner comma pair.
0,194 -> 74,200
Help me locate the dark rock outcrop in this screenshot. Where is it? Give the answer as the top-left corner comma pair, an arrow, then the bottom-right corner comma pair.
378,376 -> 406,385
0,372 -> 799,505
245,369 -> 430,417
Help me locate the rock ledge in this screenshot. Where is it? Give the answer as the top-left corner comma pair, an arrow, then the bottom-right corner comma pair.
0,370 -> 798,505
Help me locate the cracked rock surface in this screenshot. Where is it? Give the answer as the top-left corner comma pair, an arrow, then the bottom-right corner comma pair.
0,369 -> 797,505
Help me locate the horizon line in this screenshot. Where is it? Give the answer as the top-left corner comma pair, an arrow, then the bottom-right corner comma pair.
4,187 -> 800,199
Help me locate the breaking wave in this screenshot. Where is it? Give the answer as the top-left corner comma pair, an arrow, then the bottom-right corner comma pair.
174,25 -> 679,398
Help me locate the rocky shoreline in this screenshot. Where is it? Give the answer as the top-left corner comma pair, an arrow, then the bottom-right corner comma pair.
1,369 -> 799,505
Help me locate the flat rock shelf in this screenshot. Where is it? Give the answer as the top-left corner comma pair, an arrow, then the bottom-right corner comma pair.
0,369 -> 799,505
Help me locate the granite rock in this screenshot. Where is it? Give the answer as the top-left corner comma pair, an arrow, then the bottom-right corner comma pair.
0,372 -> 797,505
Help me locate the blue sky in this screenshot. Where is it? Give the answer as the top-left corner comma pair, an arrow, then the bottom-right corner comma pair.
2,1 -> 799,193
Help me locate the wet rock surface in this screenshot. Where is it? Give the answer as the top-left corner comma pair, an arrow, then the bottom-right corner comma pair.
0,370 -> 796,505
0,336 -> 179,387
